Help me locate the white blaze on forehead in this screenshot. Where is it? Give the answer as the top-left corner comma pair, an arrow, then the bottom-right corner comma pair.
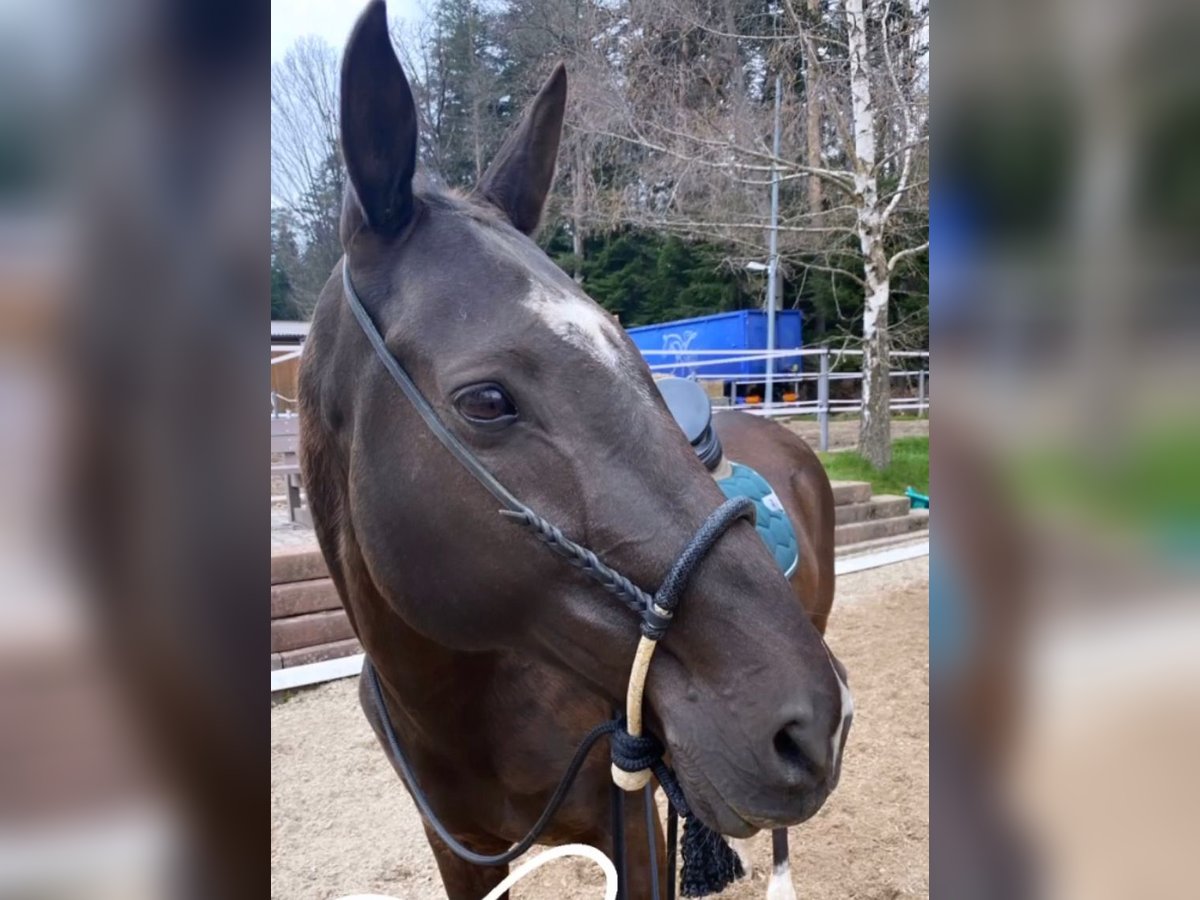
522,281 -> 627,370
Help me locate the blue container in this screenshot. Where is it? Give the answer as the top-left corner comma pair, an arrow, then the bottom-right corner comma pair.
625,309 -> 803,380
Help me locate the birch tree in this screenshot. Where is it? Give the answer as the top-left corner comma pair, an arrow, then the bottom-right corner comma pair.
271,38 -> 340,209
271,38 -> 346,314
588,0 -> 927,467
846,0 -> 927,467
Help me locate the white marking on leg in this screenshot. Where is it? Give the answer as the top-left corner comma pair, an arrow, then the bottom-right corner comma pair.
766,858 -> 798,900
731,837 -> 754,879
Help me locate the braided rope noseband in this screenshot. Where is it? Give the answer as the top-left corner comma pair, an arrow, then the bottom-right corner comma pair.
342,260 -> 755,894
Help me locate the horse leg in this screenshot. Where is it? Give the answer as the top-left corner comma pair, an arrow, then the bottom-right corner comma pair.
729,832 -> 795,898
420,823 -> 510,900
767,828 -> 797,900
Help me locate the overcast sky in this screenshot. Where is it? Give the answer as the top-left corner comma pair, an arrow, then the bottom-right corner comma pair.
271,0 -> 425,61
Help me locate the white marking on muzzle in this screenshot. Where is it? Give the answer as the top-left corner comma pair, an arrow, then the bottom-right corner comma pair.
767,857 -> 798,900
823,641 -> 854,775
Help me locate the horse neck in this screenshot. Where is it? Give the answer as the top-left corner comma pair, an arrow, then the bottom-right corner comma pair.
354,595 -> 492,733
334,535 -> 604,766
340,581 -> 501,757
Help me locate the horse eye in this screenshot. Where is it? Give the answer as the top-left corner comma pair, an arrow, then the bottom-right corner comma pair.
454,384 -> 517,425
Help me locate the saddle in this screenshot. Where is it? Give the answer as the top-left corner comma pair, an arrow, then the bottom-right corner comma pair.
656,378 -> 799,578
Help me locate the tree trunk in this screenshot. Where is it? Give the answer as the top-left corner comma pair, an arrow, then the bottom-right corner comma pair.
805,0 -> 823,222
860,244 -> 892,469
572,140 -> 585,283
468,12 -> 483,181
846,0 -> 892,469
473,100 -> 483,181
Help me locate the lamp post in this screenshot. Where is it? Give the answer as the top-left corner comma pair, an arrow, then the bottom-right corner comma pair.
743,260 -> 769,408
765,74 -> 782,411
743,77 -> 783,413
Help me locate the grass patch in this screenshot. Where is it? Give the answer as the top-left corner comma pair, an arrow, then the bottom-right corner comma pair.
819,436 -> 929,497
1006,426 -> 1200,531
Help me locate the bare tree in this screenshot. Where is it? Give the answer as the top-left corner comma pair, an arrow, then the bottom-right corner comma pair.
573,0 -> 928,467
271,37 -> 339,209
268,1 -> 927,463
271,37 -> 346,315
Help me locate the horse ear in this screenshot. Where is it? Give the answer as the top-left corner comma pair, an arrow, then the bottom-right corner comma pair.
474,63 -> 567,236
340,0 -> 418,236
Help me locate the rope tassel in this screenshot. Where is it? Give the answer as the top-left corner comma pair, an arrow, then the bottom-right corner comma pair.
679,816 -> 744,898
610,714 -> 746,899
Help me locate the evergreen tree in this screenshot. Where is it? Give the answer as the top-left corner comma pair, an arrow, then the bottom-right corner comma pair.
292,144 -> 345,314
420,0 -> 513,187
270,0 -> 928,353
271,209 -> 302,321
545,226 -> 753,326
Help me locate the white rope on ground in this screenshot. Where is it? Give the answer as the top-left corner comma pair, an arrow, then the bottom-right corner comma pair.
334,843 -> 618,900
479,844 -> 618,900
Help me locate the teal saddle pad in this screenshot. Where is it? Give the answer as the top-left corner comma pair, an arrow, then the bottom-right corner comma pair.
716,461 -> 799,578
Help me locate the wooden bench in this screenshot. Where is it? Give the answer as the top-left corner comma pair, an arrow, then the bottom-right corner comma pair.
271,415 -> 312,526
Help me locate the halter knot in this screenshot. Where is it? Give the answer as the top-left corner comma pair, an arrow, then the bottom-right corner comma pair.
610,718 -> 664,775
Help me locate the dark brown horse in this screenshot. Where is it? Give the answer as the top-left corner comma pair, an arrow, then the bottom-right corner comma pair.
299,3 -> 850,897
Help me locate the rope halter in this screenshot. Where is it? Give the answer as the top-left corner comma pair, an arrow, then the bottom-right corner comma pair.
602,496 -> 756,792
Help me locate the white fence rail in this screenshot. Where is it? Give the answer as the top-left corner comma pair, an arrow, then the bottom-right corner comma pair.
644,346 -> 928,451
270,343 -> 928,452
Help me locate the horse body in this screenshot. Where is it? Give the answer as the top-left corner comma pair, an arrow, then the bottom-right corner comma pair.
714,412 -> 837,635
299,3 -> 848,897
356,633 -> 665,897
307,410 -> 836,900
333,412 -> 837,899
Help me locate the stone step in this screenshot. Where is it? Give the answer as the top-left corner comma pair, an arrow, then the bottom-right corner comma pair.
271,609 -> 354,653
834,494 -> 911,526
278,637 -> 362,669
834,508 -> 928,547
271,578 -> 342,619
271,549 -> 328,584
835,529 -> 929,559
830,480 -> 872,506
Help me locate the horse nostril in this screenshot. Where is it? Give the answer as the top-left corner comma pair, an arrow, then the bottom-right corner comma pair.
772,718 -> 830,783
773,723 -> 805,767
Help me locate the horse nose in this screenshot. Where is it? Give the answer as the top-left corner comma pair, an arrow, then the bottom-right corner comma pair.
770,706 -> 833,785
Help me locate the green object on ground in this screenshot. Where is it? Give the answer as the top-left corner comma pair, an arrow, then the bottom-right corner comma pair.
905,486 -> 930,509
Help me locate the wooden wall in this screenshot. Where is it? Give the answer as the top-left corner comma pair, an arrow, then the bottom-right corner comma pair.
271,354 -> 302,414
270,549 -> 360,671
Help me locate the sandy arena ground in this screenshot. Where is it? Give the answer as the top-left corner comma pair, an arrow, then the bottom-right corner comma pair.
271,556 -> 928,899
